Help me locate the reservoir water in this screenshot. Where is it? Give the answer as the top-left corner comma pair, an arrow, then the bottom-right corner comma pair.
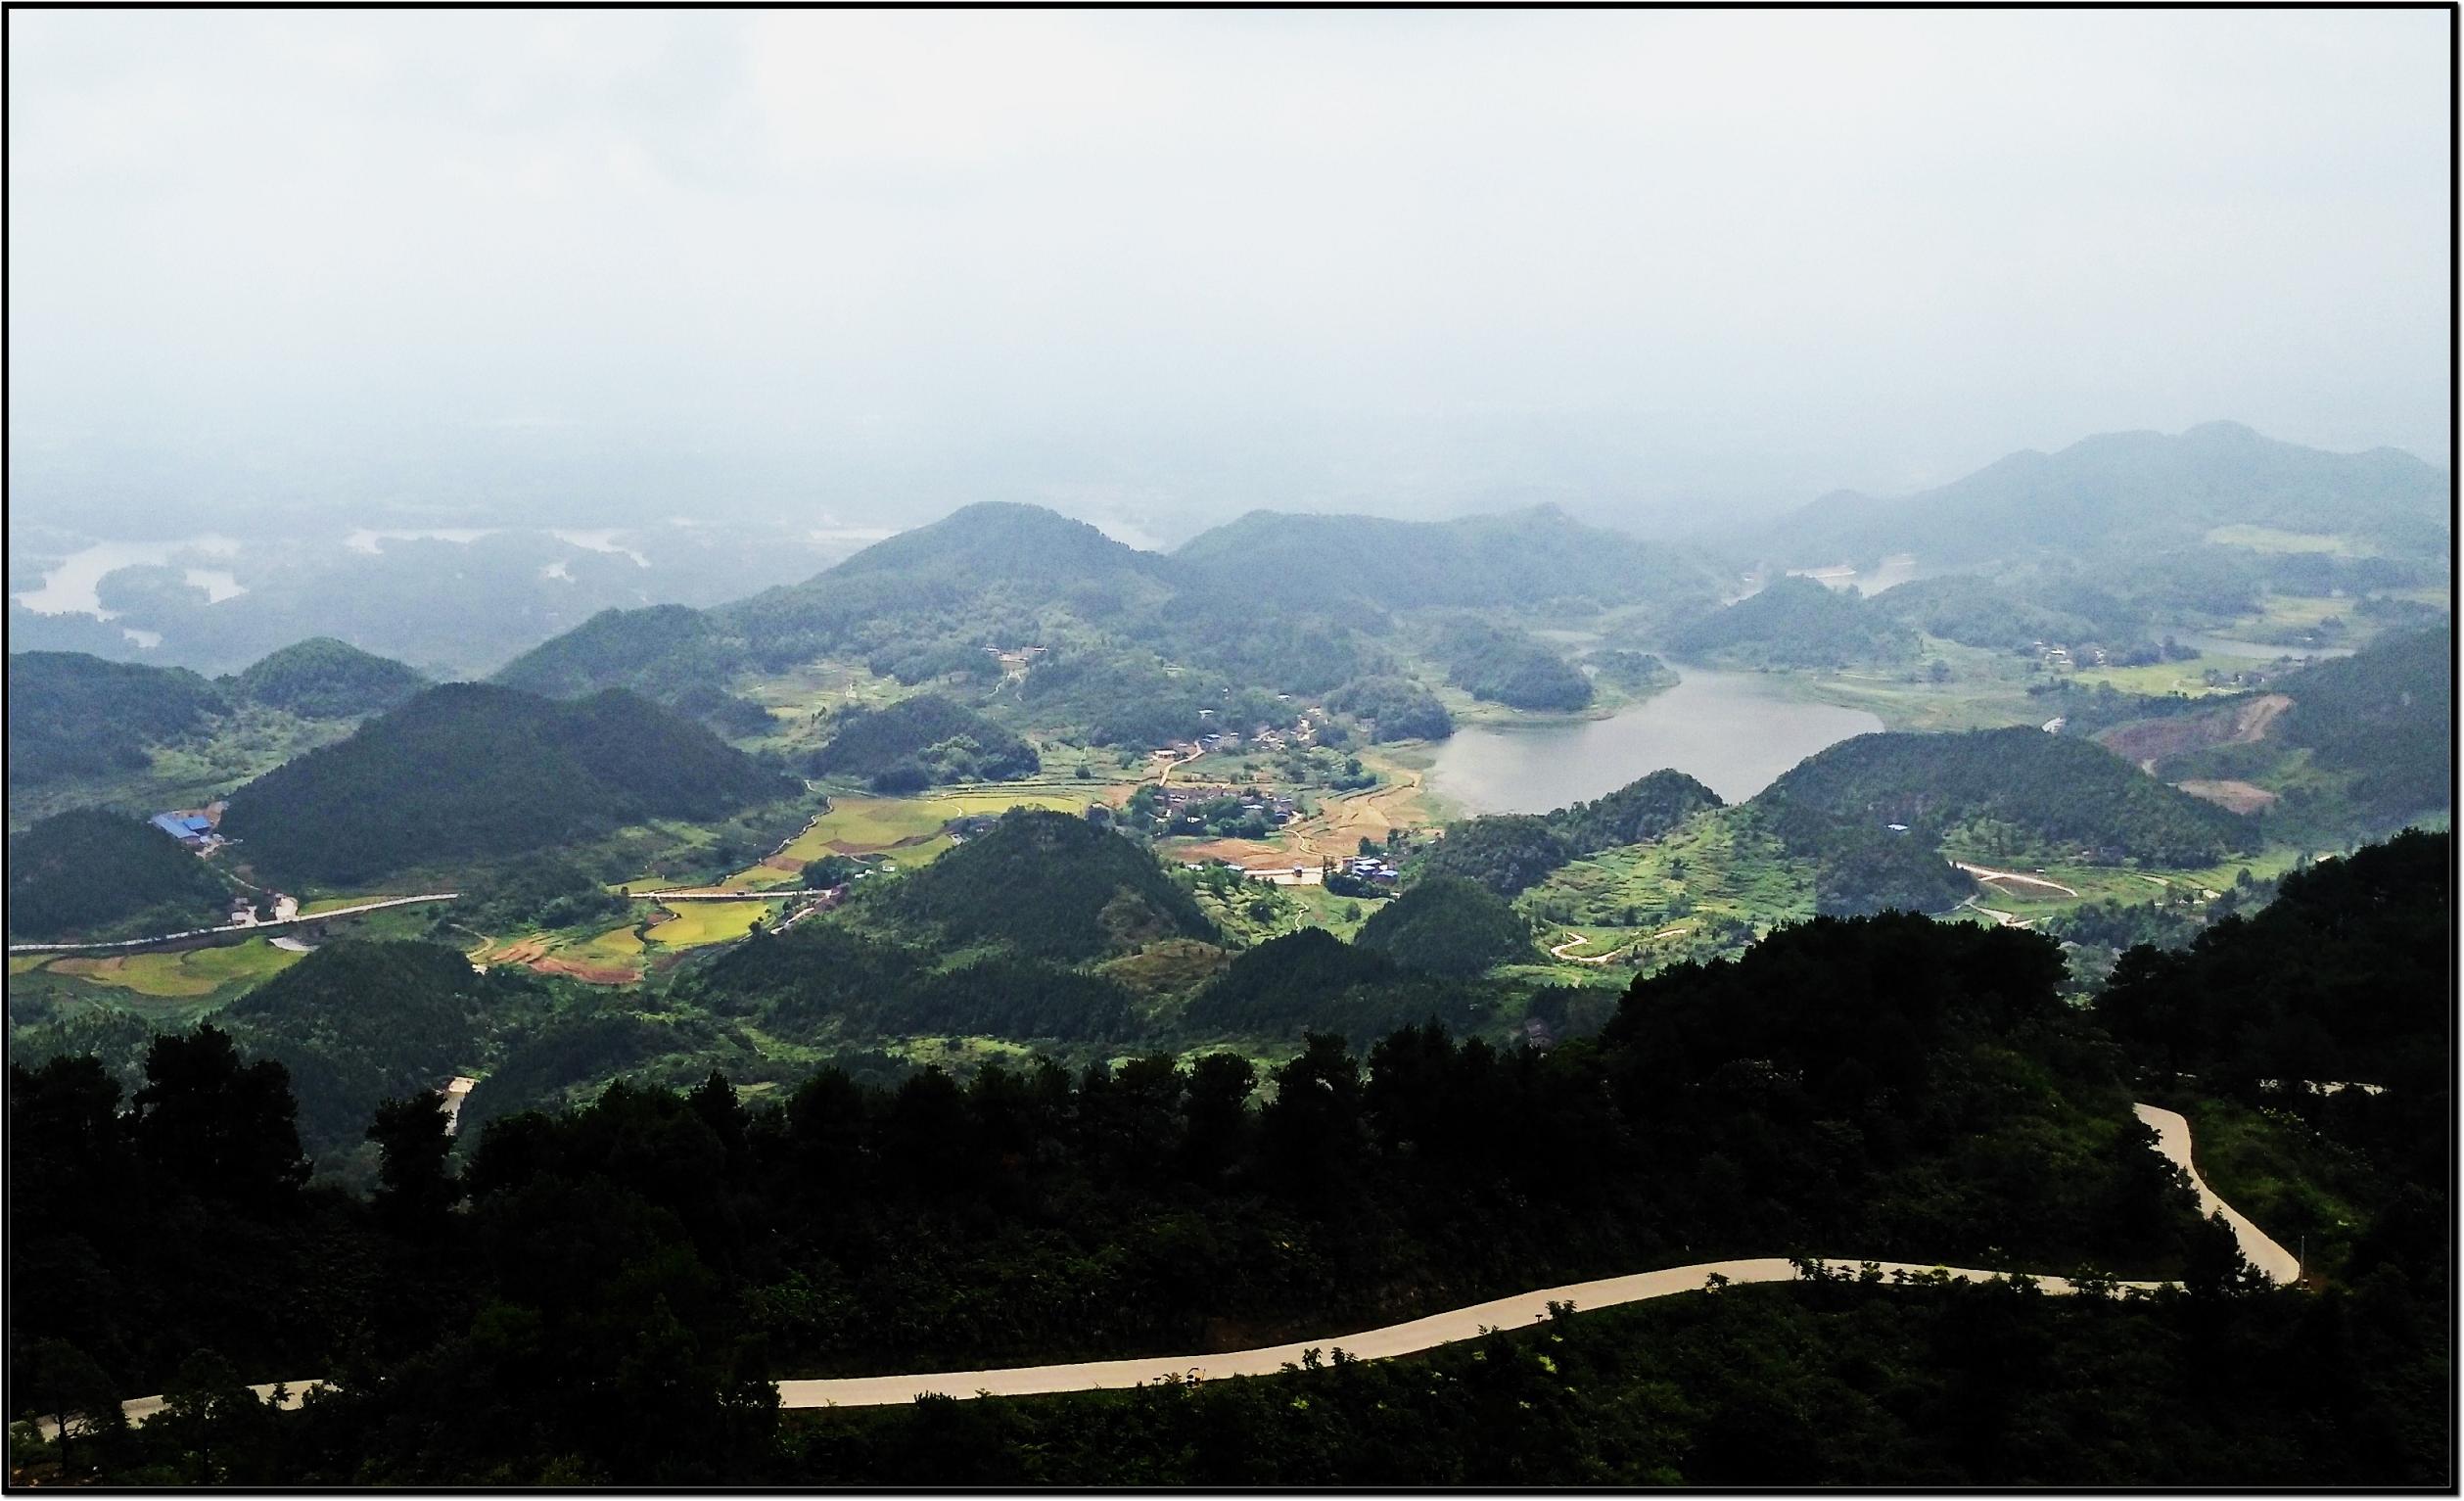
1424,668 -> 1884,813
2181,633 -> 2356,662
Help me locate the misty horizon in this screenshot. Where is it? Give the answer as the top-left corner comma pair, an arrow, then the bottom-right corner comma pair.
8,9 -> 2452,549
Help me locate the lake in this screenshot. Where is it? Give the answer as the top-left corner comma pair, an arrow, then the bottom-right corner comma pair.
1424,668 -> 1885,813
2181,633 -> 2356,661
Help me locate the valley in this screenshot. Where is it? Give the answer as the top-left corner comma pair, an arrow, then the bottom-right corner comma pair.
6,431 -> 2450,1489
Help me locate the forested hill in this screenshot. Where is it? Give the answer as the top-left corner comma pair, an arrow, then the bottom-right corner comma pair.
217,682 -> 798,885
1173,504 -> 1718,611
6,810 -> 233,941
809,693 -> 1039,789
9,905 -> 2304,1485
6,651 -> 229,786
10,641 -> 427,795
2274,628 -> 2452,823
870,808 -> 1218,962
228,637 -> 427,718
1666,575 -> 1917,668
1778,422 -> 2451,567
491,603 -> 724,699
825,501 -> 1174,587
1756,727 -> 2253,865
1418,769 -> 1725,895
483,500 -> 1720,732
2095,828 -> 2448,1091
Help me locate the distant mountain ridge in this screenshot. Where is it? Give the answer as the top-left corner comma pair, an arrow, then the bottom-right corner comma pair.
1173,503 -> 1717,611
1779,422 -> 2451,567
485,499 -> 1712,734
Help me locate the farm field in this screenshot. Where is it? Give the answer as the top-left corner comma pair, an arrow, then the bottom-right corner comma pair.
768,787 -> 1101,868
9,938 -> 302,1014
643,900 -> 781,948
2058,652 -> 2277,697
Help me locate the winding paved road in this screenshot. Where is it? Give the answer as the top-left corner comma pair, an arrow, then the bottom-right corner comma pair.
35,1102 -> 2292,1434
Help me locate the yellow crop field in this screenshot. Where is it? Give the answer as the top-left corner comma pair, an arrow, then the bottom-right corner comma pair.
40,940 -> 302,998
643,902 -> 778,948
768,789 -> 1093,867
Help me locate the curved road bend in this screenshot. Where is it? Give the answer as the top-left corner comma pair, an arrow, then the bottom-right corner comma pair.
40,1102 -> 2295,1433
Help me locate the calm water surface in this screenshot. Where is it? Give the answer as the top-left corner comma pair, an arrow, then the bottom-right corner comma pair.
2181,633 -> 2356,661
1425,668 -> 1884,813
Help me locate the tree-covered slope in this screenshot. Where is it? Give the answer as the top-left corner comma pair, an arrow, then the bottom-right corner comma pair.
1174,504 -> 1716,612
1781,422 -> 2452,567
1554,769 -> 1725,852
2095,829 -> 2449,1089
215,940 -> 506,1156
6,810 -> 234,941
1666,575 -> 1917,668
490,603 -> 724,699
6,651 -> 229,786
1324,676 -> 1455,741
229,637 -> 427,719
217,682 -> 798,885
677,922 -> 1138,1046
1433,619 -> 1593,711
831,501 -> 1174,586
2274,628 -> 2452,823
871,808 -> 1218,962
1354,876 -> 1534,975
1867,573 -> 2103,651
810,693 -> 1040,788
1756,727 -> 2253,865
1418,772 -> 1725,897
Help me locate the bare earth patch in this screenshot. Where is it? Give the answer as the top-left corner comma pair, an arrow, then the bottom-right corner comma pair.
2094,692 -> 2293,770
2174,778 -> 2280,815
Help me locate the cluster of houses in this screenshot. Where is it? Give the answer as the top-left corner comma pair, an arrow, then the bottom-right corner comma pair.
1161,782 -> 1299,824
1340,853 -> 1401,883
981,643 -> 1047,681
1182,708 -> 1324,758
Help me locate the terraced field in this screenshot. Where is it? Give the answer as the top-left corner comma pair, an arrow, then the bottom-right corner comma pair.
1525,807 -> 1812,934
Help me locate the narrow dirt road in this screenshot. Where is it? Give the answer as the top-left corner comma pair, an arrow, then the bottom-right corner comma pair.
1547,931 -> 1628,965
51,1102 -> 2293,1433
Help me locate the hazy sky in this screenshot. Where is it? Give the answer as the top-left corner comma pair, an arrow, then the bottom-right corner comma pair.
8,9 -> 2451,534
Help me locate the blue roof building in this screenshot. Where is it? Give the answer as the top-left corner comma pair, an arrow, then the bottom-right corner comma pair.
152,813 -> 213,844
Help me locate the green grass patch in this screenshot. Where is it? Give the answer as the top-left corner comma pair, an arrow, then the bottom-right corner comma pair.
2058,654 -> 2268,698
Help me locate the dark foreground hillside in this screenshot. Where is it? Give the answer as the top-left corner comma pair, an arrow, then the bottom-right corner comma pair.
6,836 -> 2447,1486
